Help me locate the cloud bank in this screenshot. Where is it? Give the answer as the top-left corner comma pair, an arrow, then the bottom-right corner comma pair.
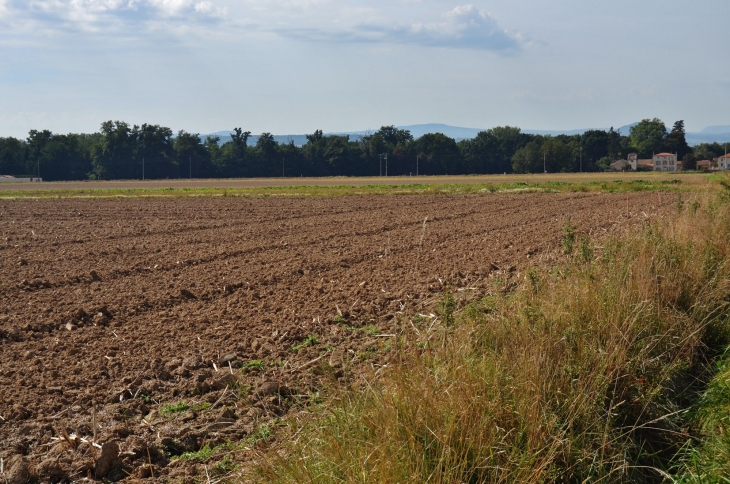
279,5 -> 520,51
2,0 -> 226,30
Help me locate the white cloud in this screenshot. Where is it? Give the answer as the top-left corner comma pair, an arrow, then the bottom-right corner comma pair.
4,0 -> 225,29
278,4 -> 520,51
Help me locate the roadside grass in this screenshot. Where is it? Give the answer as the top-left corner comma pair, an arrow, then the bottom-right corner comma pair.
247,186 -> 730,482
673,350 -> 730,482
0,175 -> 711,199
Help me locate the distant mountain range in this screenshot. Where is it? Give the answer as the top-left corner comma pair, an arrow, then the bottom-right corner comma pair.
203,123 -> 730,147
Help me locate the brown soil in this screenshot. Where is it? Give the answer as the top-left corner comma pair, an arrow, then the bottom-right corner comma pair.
0,192 -> 671,482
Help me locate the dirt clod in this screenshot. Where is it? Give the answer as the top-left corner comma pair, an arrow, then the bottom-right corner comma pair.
94,441 -> 120,479
5,455 -> 30,484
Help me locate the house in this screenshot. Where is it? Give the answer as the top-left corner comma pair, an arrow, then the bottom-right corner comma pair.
609,153 -> 639,171
718,154 -> 730,170
627,153 -> 638,171
652,152 -> 679,172
696,160 -> 712,171
610,160 -> 633,171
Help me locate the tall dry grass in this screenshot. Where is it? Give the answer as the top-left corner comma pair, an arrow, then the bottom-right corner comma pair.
252,190 -> 730,483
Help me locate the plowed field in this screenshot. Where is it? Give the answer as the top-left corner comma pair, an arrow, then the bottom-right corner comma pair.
0,192 -> 671,482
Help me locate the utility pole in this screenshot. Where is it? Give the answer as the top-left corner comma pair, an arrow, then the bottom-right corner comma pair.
543,151 -> 546,174
580,146 -> 582,173
416,154 -> 419,176
385,154 -> 388,176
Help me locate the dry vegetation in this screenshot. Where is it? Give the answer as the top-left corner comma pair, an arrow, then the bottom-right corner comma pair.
247,186 -> 730,483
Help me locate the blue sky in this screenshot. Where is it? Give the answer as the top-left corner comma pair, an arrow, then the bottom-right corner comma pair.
0,0 -> 728,138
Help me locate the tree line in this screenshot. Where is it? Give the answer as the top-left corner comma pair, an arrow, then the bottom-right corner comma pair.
0,118 -> 726,181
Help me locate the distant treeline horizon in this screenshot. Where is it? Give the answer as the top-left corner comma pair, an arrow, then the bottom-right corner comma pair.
1,118 -> 727,181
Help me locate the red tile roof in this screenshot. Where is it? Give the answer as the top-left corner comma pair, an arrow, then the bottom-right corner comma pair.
654,152 -> 675,157
719,154 -> 730,159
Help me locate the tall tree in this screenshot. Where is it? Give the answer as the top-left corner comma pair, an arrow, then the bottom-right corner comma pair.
92,121 -> 136,179
0,137 -> 26,176
629,118 -> 667,157
512,140 -> 543,174
580,130 -> 609,170
134,124 -> 175,179
459,126 -> 531,174
410,133 -> 462,175
224,128 -> 251,177
174,131 -> 214,179
664,120 -> 691,162
607,127 -> 621,160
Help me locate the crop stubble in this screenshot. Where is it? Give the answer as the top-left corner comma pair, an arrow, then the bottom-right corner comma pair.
0,192 -> 670,480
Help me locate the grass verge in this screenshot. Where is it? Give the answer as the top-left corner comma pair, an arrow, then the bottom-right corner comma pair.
0,178 -> 700,199
248,187 -> 730,483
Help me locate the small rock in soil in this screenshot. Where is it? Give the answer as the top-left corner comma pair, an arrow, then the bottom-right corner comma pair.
65,322 -> 77,331
93,312 -> 109,326
180,289 -> 197,299
90,270 -> 101,281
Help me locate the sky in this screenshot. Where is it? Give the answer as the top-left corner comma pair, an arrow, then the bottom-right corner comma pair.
0,0 -> 729,138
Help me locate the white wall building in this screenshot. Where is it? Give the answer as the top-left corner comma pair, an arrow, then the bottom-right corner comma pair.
652,152 -> 679,172
718,154 -> 730,170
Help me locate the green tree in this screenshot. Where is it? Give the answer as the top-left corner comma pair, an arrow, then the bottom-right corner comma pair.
664,120 -> 691,161
409,133 -> 462,175
253,132 -> 280,176
459,126 -> 532,174
607,127 -> 621,160
92,121 -> 136,179
629,118 -> 667,157
174,131 -> 214,178
580,130 -> 609,170
0,137 -> 26,176
512,140 -> 543,173
134,124 -> 175,179
218,128 -> 251,177
376,126 -> 413,148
